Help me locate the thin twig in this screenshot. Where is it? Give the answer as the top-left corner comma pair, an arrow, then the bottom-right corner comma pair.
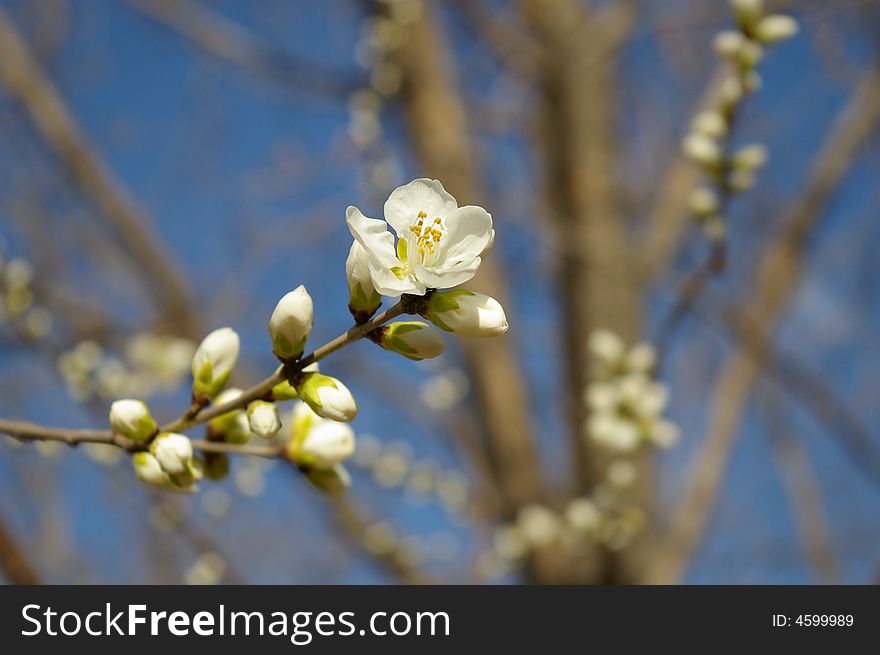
0,302 -> 406,456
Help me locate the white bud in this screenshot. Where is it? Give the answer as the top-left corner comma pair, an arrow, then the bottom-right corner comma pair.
731,0 -> 764,26
425,290 -> 508,338
688,187 -> 720,218
150,432 -> 194,475
754,15 -> 798,44
719,76 -> 745,108
269,285 -> 314,362
713,30 -> 746,58
737,39 -> 764,68
682,133 -> 722,168
303,463 -> 352,493
109,399 -> 157,442
624,343 -> 656,373
732,143 -> 768,170
565,498 -> 601,533
191,327 -> 240,398
346,241 -> 382,318
692,111 -> 728,139
589,413 -> 640,452
132,452 -> 168,487
288,402 -> 356,468
650,419 -> 680,448
207,388 -> 252,444
380,321 -> 445,360
295,372 -> 358,422
516,504 -> 560,547
585,381 -> 619,413
588,329 -> 625,363
247,400 -> 281,440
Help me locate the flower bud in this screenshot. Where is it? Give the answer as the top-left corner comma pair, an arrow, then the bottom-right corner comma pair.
737,39 -> 764,68
132,452 -> 169,487
207,388 -> 252,444
688,187 -> 720,218
109,399 -> 157,442
150,432 -> 194,475
731,0 -> 764,27
295,373 -> 358,422
247,400 -> 281,440
589,329 -> 625,363
713,30 -> 745,59
303,463 -> 352,493
346,241 -> 382,321
732,143 -> 768,170
565,498 -> 602,534
288,402 -> 356,468
379,321 -> 444,360
269,285 -> 314,362
692,111 -> 727,139
424,290 -> 508,338
754,15 -> 797,44
682,133 -> 722,168
191,327 -> 240,399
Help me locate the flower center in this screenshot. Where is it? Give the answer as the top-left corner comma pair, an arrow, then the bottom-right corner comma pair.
408,211 -> 444,262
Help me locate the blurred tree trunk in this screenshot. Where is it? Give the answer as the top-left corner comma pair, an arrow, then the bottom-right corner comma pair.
521,0 -> 649,583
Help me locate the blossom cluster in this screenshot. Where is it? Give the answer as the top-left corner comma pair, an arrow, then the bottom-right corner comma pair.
348,0 -> 421,194
682,0 -> 798,239
104,178 -> 507,495
585,330 -> 678,453
58,333 -> 195,402
0,240 -> 53,339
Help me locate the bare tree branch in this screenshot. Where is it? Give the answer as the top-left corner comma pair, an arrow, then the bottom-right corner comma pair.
644,69 -> 880,584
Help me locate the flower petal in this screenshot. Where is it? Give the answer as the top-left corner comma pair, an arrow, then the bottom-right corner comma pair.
439,205 -> 493,262
415,258 -> 481,289
384,178 -> 458,235
368,259 -> 426,297
346,206 -> 399,269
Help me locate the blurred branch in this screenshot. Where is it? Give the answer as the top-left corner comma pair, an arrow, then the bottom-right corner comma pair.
0,6 -> 199,337
126,0 -> 363,98
0,515 -> 42,584
763,388 -> 840,584
388,3 -> 543,516
644,68 -> 880,584
521,0 -> 647,583
327,496 -> 434,584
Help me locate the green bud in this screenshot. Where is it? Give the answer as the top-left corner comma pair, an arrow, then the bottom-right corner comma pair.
379,321 -> 444,361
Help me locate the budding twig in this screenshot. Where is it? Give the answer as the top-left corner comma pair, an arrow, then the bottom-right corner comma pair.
0,301 -> 407,458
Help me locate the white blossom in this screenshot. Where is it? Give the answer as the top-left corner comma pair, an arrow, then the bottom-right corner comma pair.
346,178 -> 494,296
269,286 -> 314,362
